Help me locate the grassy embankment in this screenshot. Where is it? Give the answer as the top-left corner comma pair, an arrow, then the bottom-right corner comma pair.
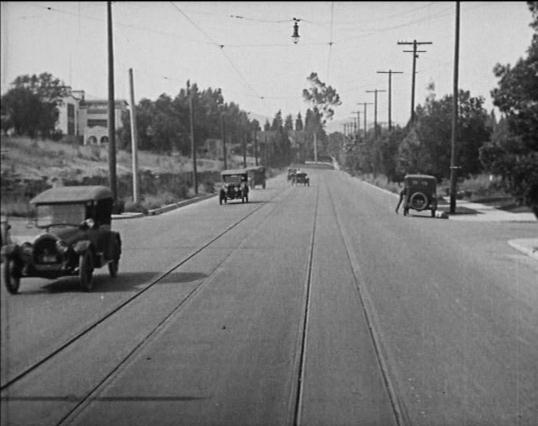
0,136 -> 249,217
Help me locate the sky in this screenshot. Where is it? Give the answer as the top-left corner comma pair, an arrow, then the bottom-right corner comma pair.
1,1 -> 535,133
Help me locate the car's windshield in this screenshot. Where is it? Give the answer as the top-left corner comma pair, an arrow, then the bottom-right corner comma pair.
36,203 -> 86,227
224,175 -> 244,183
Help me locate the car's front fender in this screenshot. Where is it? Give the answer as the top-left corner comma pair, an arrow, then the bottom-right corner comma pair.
1,243 -> 20,259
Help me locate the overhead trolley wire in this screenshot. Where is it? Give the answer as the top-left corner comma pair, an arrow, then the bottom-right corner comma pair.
169,2 -> 266,103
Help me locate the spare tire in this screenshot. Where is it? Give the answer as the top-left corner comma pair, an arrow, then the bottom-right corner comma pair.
409,192 -> 428,211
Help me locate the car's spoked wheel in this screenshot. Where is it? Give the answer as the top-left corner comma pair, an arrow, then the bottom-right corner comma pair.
79,251 -> 94,291
3,258 -> 21,294
108,258 -> 119,278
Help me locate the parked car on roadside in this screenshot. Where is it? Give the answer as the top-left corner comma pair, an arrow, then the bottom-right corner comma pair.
1,185 -> 122,294
400,174 -> 438,217
247,166 -> 266,189
219,169 -> 250,204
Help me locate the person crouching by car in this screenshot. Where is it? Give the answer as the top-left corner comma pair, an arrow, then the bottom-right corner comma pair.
395,187 -> 407,214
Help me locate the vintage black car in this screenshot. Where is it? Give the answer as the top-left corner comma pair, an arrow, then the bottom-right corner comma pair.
401,174 -> 438,217
219,169 -> 250,204
247,166 -> 266,189
294,171 -> 310,186
1,185 -> 122,293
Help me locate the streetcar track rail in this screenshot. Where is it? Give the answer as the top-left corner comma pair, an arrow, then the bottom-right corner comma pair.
1,185 -> 294,392
58,186 -> 302,425
291,179 -> 320,426
326,179 -> 408,426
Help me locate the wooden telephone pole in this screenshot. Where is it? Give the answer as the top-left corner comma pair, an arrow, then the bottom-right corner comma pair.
107,1 -> 117,206
397,39 -> 432,124
365,89 -> 386,138
377,69 -> 403,131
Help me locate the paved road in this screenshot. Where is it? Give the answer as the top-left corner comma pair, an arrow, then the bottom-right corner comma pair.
1,168 -> 537,425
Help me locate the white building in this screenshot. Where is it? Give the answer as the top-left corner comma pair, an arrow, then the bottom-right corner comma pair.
55,88 -> 128,144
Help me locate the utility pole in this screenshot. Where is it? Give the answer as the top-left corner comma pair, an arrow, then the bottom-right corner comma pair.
450,1 -> 460,214
365,89 -> 386,138
377,69 -> 403,131
357,102 -> 373,138
188,81 -> 198,195
352,110 -> 361,137
107,1 -> 117,207
254,127 -> 258,166
398,39 -> 432,125
220,109 -> 227,170
243,134 -> 247,168
128,68 -> 139,204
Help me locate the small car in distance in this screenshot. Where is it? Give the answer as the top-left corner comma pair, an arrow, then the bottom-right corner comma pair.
219,169 -> 250,204
401,174 -> 438,217
294,171 -> 310,186
1,185 -> 122,294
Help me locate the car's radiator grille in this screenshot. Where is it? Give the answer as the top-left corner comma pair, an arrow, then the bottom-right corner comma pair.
33,236 -> 59,264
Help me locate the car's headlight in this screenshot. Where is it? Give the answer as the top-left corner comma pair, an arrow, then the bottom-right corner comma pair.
55,240 -> 69,254
21,242 -> 33,256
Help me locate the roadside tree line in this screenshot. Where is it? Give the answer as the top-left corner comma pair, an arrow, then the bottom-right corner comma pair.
330,2 -> 538,215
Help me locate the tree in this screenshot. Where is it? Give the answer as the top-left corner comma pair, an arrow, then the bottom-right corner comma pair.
295,113 -> 304,131
411,88 -> 490,179
284,114 -> 294,131
1,87 -> 42,137
481,1 -> 538,216
302,72 -> 341,159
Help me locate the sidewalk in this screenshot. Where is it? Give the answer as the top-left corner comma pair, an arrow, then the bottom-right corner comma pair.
439,199 -> 538,261
439,199 -> 537,223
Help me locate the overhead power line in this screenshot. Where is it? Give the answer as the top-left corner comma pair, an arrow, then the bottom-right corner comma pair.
169,2 -> 265,102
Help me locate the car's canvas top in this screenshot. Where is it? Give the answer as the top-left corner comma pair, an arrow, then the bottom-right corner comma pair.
30,185 -> 113,204
221,169 -> 248,176
404,174 -> 436,181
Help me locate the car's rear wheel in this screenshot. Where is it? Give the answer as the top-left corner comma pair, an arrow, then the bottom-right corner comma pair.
3,258 -> 21,294
79,251 -> 94,292
410,192 -> 428,211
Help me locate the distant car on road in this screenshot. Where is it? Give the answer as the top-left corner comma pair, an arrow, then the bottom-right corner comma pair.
399,174 -> 438,217
294,171 -> 310,186
219,169 -> 250,205
1,185 -> 122,294
247,166 -> 266,189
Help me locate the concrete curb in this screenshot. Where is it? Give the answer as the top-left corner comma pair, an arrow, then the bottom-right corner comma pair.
112,212 -> 144,220
147,193 -> 217,216
110,193 -> 217,220
508,239 -> 538,260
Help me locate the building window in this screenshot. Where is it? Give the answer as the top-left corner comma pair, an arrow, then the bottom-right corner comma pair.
87,119 -> 108,128
67,104 -> 75,135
